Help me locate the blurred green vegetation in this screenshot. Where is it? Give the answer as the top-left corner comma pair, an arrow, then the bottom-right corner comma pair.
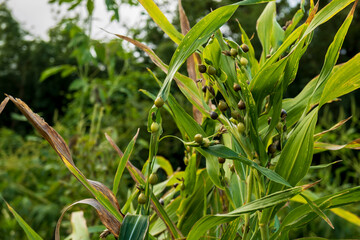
0,0 -> 359,239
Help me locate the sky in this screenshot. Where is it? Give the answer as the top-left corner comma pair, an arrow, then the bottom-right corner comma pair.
6,0 -> 146,40
6,0 -> 300,40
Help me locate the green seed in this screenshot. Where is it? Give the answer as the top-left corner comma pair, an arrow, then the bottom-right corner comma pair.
194,134 -> 203,144
198,64 -> 207,73
230,48 -> 238,57
218,100 -> 228,112
240,57 -> 248,66
150,122 -> 160,133
202,138 -> 210,148
154,97 -> 164,108
231,110 -> 241,120
138,192 -> 147,204
237,122 -> 245,134
149,173 -> 158,185
207,66 -> 217,75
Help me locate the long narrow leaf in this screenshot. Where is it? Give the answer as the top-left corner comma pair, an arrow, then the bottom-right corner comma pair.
113,129 -> 139,196
105,134 -> 183,239
137,0 -> 183,44
3,199 -> 43,240
187,183 -> 315,240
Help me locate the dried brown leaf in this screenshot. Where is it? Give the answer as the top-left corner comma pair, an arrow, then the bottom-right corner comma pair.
0,96 -> 9,114
55,199 -> 121,239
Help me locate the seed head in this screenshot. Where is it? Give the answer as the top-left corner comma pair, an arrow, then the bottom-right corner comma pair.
240,57 -> 248,66
241,44 -> 249,53
198,64 -> 207,73
154,97 -> 164,108
218,100 -> 228,112
238,100 -> 246,110
233,83 -> 241,92
207,66 -> 217,75
210,111 -> 218,120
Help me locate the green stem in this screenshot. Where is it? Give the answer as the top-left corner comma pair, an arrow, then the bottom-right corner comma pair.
259,222 -> 269,240
243,170 -> 253,240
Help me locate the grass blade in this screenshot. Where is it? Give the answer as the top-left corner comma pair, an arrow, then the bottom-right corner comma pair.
137,0 -> 183,44
112,129 -> 139,196
300,194 -> 334,229
2,199 -> 43,240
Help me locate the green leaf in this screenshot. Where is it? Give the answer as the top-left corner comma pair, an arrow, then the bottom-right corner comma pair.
112,129 -> 139,196
118,214 -> 150,240
187,184 -> 311,240
113,34 -> 208,115
3,199 -> 43,240
303,0 -> 355,37
250,57 -> 287,114
184,153 -> 197,196
275,186 -> 360,237
201,144 -> 291,187
256,2 -> 284,63
177,170 -> 213,235
137,0 -> 183,44
106,134 -> 183,239
300,194 -> 334,229
39,65 -> 74,82
307,5 -> 355,109
319,53 -> 360,106
269,108 -> 318,193
309,160 -> 342,170
86,0 -> 94,15
155,4 -> 238,104
220,218 -> 241,240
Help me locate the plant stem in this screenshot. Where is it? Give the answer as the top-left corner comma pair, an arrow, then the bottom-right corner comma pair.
243,170 -> 253,240
259,222 -> 269,240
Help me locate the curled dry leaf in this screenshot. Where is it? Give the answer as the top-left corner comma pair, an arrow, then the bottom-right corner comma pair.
55,199 -> 121,240
0,96 -> 9,114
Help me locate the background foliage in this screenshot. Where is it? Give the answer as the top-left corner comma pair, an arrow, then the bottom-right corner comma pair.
0,0 -> 359,239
